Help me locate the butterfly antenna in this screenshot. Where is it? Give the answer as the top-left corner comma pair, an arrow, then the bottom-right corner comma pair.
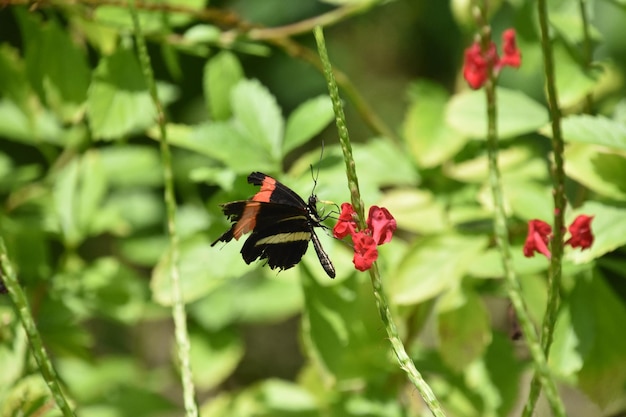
309,140 -> 325,197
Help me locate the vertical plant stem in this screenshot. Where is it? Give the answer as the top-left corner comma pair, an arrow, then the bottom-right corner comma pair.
0,238 -> 76,417
524,0 -> 568,415
128,2 -> 198,416
314,26 -> 447,417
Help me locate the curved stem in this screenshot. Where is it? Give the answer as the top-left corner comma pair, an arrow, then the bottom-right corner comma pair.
128,1 -> 198,416
524,0 -> 568,415
314,26 -> 447,417
0,238 -> 76,417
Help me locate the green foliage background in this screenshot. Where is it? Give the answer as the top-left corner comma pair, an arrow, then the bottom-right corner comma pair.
1,0 -> 626,416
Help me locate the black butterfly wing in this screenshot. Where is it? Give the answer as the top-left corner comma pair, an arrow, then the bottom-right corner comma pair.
212,172 -> 335,278
212,201 -> 313,271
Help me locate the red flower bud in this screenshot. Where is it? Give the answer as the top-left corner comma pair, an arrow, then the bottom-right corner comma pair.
523,219 -> 552,259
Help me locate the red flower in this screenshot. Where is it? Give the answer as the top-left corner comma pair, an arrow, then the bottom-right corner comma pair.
462,29 -> 521,89
463,42 -> 493,89
367,206 -> 397,245
333,202 -> 358,239
523,219 -> 552,259
565,215 -> 594,250
499,28 -> 521,68
352,231 -> 378,272
333,203 -> 396,272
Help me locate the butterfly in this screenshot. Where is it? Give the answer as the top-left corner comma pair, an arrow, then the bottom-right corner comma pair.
211,172 -> 335,278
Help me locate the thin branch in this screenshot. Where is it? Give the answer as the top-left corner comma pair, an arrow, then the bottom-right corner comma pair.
128,1 -> 198,415
314,25 -> 447,417
0,238 -> 76,417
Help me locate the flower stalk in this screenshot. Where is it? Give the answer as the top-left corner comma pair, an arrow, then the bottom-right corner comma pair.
314,26 -> 447,417
128,1 -> 198,416
0,238 -> 76,417
464,3 -> 566,416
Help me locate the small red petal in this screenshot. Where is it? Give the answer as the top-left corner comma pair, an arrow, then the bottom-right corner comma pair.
333,202 -> 358,239
352,231 -> 378,271
499,28 -> 521,68
565,215 -> 594,250
523,219 -> 552,259
366,206 -> 397,245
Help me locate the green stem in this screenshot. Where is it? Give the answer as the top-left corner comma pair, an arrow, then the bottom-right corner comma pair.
314,26 -> 447,417
524,0 -> 568,415
0,238 -> 76,417
128,2 -> 198,416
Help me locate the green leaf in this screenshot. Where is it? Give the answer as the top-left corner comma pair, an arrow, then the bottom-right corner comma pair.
284,95 -> 334,154
0,375 -> 53,417
164,122 -> 277,173
20,16 -> 90,121
378,188 -> 448,234
0,99 -> 62,145
0,44 -> 33,118
467,246 -> 549,279
390,234 -> 488,305
99,145 -> 163,187
87,48 -> 156,140
403,81 -> 468,168
558,114 -> 626,151
231,79 -> 284,163
446,87 -> 548,139
190,329 -> 244,390
94,0 -> 205,32
552,42 -> 598,108
437,287 -> 492,372
570,272 -> 626,408
301,270 -> 391,381
53,157 -> 82,245
151,234 -> 244,306
353,138 -> 419,188
189,272 -> 303,330
204,51 -> 244,120
564,143 -> 626,201
566,201 -> 626,263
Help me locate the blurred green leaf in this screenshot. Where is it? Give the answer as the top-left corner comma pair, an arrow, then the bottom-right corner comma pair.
403,81 -> 468,168
0,99 -> 62,145
190,328 -> 244,390
446,87 -> 548,139
19,13 -> 89,122
0,44 -> 33,118
467,246 -> 549,278
94,0 -> 205,32
231,79 -> 284,163
437,287 -> 492,372
552,42 -> 598,109
564,143 -> 626,201
189,272 -> 303,330
390,234 -> 488,305
204,51 -> 244,121
378,188 -> 448,234
0,375 -> 54,417
300,269 -> 391,381
164,122 -> 277,173
99,145 -> 163,188
571,272 -> 626,408
556,114 -> 626,151
87,48 -> 156,140
284,95 -> 334,155
152,234 -> 247,305
201,379 -> 317,417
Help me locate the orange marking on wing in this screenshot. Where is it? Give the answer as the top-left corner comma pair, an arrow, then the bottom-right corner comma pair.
252,176 -> 276,202
233,202 -> 261,239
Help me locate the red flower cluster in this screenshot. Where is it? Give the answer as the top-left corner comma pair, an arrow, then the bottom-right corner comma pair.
333,203 -> 397,271
523,215 -> 594,259
463,28 -> 521,89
